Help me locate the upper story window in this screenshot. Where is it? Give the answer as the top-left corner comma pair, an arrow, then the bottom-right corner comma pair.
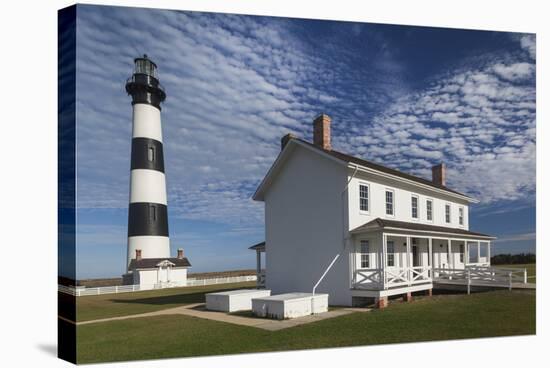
411,195 -> 419,220
426,199 -> 433,222
459,207 -> 464,226
360,240 -> 370,268
385,190 -> 394,216
148,146 -> 155,162
387,240 -> 395,267
445,204 -> 451,223
359,183 -> 369,212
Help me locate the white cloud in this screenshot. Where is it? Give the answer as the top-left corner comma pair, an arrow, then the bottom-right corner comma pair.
492,62 -> 534,81
520,34 -> 536,60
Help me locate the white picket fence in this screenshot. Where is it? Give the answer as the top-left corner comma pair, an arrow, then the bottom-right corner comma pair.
59,275 -> 257,297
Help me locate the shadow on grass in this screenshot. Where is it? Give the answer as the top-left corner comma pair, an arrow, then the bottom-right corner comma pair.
109,285 -> 245,306
110,291 -> 207,306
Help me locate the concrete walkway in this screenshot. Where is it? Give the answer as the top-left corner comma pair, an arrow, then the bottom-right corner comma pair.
75,304 -> 368,331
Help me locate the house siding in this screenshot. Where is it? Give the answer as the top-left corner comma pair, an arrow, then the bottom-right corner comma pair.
347,170 -> 470,232
264,145 -> 353,306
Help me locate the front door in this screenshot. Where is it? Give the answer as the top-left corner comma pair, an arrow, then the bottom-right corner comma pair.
412,245 -> 419,267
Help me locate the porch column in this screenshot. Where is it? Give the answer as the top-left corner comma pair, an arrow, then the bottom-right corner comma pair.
465,241 -> 469,266
382,232 -> 387,288
256,249 -> 261,275
256,249 -> 262,287
428,238 -> 433,278
487,241 -> 491,265
447,239 -> 452,269
406,236 -> 412,285
477,240 -> 481,264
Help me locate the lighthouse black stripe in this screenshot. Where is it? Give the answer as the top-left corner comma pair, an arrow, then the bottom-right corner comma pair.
130,137 -> 165,172
128,202 -> 169,237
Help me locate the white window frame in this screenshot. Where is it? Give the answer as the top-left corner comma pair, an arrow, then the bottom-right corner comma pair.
426,198 -> 433,222
358,182 -> 370,214
411,194 -> 419,221
359,240 -> 370,269
385,189 -> 395,217
387,240 -> 395,267
445,203 -> 451,224
458,206 -> 464,227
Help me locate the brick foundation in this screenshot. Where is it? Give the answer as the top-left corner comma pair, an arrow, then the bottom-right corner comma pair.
376,297 -> 388,309
403,292 -> 412,302
426,288 -> 433,297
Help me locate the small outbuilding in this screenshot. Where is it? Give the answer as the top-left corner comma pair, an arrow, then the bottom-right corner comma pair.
127,249 -> 191,289
206,289 -> 271,312
252,293 -> 328,319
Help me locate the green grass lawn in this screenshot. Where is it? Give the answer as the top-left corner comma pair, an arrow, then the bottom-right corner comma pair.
76,281 -> 256,322
77,289 -> 535,364
494,263 -> 536,283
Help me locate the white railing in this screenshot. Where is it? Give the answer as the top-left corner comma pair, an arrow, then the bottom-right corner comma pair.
353,266 -> 431,290
433,266 -> 527,293
257,271 -> 266,288
59,275 -> 257,297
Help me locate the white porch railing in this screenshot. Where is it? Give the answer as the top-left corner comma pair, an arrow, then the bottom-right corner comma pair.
352,266 -> 432,290
257,271 -> 266,288
433,266 -> 527,293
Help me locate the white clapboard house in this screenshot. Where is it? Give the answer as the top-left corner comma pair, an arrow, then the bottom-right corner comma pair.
251,114 -> 496,307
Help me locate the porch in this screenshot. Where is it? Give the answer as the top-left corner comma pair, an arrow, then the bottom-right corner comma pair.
249,241 -> 266,288
350,222 -> 494,298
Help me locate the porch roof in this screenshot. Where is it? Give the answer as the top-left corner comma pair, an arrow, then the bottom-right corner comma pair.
128,257 -> 191,270
248,241 -> 266,251
351,218 -> 495,239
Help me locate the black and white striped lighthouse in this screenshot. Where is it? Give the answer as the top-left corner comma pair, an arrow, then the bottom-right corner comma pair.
125,55 -> 170,268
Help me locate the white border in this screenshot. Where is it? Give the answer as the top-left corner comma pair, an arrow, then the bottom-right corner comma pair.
0,1 -> 546,368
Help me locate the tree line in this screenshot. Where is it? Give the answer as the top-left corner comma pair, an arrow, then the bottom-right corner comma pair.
491,253 -> 535,265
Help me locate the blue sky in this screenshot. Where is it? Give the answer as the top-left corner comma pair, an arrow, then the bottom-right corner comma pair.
73,5 -> 536,279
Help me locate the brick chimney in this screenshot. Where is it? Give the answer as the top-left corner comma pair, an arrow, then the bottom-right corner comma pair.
281,133 -> 296,150
177,248 -> 184,259
432,163 -> 446,186
135,249 -> 142,261
313,114 -> 331,150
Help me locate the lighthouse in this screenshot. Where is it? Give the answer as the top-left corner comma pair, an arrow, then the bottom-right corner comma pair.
123,55 -> 190,287
125,54 -> 170,268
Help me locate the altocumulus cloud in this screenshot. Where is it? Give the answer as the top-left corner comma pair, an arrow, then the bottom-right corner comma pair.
75,5 -> 535,229
336,47 -> 535,205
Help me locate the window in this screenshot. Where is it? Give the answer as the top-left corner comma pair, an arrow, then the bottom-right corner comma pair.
459,243 -> 464,263
359,184 -> 369,212
360,240 -> 370,268
148,146 -> 155,162
445,204 -> 451,223
480,242 -> 488,258
426,199 -> 433,222
468,242 -> 478,263
385,190 -> 394,216
387,240 -> 395,267
459,207 -> 464,226
411,195 -> 419,219
149,204 -> 157,222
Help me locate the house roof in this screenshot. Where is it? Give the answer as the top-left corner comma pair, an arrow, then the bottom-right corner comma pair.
297,139 -> 469,198
351,218 -> 495,239
248,241 -> 266,251
253,137 -> 474,202
128,257 -> 191,270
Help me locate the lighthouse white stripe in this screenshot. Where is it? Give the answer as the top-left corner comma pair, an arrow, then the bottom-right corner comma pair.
130,169 -> 167,204
127,236 -> 171,266
132,103 -> 163,142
